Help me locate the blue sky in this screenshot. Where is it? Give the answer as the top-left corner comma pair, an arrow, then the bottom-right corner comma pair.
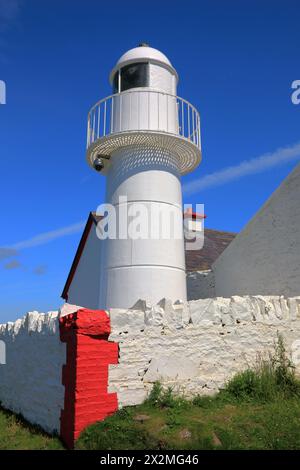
0,0 -> 299,322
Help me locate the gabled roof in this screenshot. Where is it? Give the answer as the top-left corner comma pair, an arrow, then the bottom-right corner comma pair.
61,212 -> 236,300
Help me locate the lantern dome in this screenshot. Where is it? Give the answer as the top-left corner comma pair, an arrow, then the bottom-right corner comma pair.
109,45 -> 178,86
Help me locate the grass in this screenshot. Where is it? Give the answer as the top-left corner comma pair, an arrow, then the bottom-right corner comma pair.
1,333 -> 300,450
0,406 -> 64,450
75,393 -> 300,450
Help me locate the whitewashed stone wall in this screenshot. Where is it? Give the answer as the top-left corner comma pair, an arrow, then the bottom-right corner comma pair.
0,311 -> 66,433
1,297 -> 300,432
107,296 -> 300,407
213,163 -> 300,297
186,270 -> 215,300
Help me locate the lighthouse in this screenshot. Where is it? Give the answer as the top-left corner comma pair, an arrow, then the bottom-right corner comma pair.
86,44 -> 201,309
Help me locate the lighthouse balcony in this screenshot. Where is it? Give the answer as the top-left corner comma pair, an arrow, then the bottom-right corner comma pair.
86,89 -> 201,175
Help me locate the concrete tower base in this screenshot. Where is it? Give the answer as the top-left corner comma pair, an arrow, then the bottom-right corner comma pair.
99,145 -> 187,309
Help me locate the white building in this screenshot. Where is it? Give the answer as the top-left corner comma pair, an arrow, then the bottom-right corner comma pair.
213,162 -> 300,298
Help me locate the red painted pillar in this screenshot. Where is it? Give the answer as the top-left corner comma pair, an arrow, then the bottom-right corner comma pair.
59,309 -> 118,449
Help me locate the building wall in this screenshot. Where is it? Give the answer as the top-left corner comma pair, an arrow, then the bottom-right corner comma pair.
107,296 -> 300,406
213,163 -> 300,297
186,270 -> 215,300
0,311 -> 65,433
67,226 -> 102,309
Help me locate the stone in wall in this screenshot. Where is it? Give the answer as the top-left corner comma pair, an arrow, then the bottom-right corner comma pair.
59,302 -> 83,317
107,295 -> 300,407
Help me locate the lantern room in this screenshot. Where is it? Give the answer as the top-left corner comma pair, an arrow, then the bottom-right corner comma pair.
109,43 -> 178,95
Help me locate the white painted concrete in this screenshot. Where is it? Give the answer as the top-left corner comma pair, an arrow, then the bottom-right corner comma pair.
107,295 -> 300,406
213,163 -> 300,297
67,225 -> 102,309
0,311 -> 65,434
100,145 -> 187,309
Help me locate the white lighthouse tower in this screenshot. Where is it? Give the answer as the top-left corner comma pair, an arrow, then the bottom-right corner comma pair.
86,44 -> 201,309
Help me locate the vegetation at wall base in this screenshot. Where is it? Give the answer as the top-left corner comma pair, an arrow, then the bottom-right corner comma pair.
1,334 -> 300,450
222,333 -> 300,403
0,406 -> 64,450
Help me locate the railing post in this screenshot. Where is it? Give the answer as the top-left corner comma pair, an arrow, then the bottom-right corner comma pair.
97,105 -> 100,140
181,100 -> 184,137
138,92 -> 140,130
87,115 -> 90,148
166,94 -> 169,133
103,101 -> 107,137
110,96 -> 114,134
187,104 -> 190,141
199,114 -> 201,150
92,110 -> 96,144
157,92 -> 159,130
129,92 -> 132,130
148,91 -> 150,129
176,96 -> 179,135
119,93 -> 122,132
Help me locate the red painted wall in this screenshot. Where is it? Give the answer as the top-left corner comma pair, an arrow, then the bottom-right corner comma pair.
59,309 -> 118,449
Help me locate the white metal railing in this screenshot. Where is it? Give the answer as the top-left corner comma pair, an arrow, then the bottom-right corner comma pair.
87,90 -> 201,151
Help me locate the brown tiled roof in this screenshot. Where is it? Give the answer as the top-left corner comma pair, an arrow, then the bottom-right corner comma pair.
185,228 -> 236,272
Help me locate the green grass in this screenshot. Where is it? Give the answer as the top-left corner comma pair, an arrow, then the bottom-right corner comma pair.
0,406 -> 64,450
1,333 -> 300,450
75,393 -> 300,450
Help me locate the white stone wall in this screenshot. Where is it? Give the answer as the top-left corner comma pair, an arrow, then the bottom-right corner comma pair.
107,296 -> 300,407
2,297 -> 300,432
213,163 -> 300,297
186,270 -> 215,300
0,311 -> 66,434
